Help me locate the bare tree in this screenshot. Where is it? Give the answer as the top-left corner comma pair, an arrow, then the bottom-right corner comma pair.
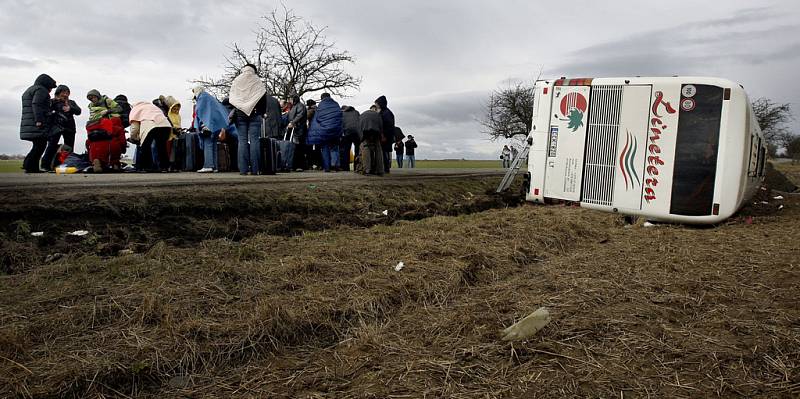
479,80 -> 536,141
752,98 -> 794,154
194,6 -> 361,100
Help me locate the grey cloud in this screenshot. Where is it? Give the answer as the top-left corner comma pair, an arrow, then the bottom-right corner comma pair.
553,9 -> 800,77
0,55 -> 35,68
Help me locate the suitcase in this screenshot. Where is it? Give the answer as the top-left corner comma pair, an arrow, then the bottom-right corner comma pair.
217,142 -> 231,172
259,116 -> 278,175
182,132 -> 204,172
275,128 -> 295,172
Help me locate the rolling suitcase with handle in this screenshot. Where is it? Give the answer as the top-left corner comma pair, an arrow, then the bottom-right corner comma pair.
259,116 -> 278,175
276,128 -> 295,172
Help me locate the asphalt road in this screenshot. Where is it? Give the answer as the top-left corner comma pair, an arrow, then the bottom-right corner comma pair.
0,168 -> 506,191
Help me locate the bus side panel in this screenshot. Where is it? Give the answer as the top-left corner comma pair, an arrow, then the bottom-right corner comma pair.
613,85 -> 652,211
544,85 -> 591,202
640,85 -> 681,216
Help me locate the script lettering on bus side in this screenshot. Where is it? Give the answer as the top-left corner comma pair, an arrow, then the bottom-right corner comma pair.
644,91 -> 676,203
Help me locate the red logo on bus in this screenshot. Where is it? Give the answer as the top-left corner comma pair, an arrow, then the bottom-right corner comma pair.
644,91 -> 677,204
559,92 -> 587,132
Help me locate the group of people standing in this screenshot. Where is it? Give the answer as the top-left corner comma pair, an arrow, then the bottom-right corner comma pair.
501,145 -> 519,168
18,67 -> 420,175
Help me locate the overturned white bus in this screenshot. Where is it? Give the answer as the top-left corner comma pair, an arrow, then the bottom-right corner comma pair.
522,77 -> 767,224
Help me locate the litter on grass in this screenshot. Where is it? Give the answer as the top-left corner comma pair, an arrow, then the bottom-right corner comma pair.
501,307 -> 551,341
31,232 -> 44,237
68,230 -> 89,236
774,195 -> 784,200
395,261 -> 405,272
382,210 -> 389,216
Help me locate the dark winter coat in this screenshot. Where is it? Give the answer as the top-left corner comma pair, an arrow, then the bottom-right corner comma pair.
287,100 -> 308,140
50,98 -> 82,135
20,74 -> 57,141
394,126 -> 405,142
114,95 -> 132,128
394,140 -> 404,154
359,109 -> 383,134
375,96 -> 395,143
342,106 -> 361,141
307,97 -> 343,145
406,139 -> 418,156
263,95 -> 283,138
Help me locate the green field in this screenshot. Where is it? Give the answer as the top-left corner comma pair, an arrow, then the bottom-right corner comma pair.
0,160 -> 22,173
411,159 -> 500,169
0,159 -> 502,172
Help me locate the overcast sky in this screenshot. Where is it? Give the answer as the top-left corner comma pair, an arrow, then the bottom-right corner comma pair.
1,0 -> 798,159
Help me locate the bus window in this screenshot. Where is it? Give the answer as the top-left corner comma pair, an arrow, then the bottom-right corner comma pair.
757,144 -> 767,177
670,85 -> 723,216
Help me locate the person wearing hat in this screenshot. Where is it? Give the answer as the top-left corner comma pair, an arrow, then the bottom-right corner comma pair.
405,135 -> 418,168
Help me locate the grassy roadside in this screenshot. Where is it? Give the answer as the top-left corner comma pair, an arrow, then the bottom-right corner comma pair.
0,159 -> 502,173
0,160 -> 22,173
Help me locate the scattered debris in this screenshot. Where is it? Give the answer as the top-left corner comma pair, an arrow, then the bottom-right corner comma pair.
643,222 -> 656,228
395,261 -> 405,272
68,230 -> 90,237
760,201 -> 770,205
30,232 -> 44,237
779,205 -> 785,210
382,210 -> 389,216
501,307 -> 551,341
774,195 -> 784,200
118,249 -> 135,256
45,253 -> 64,263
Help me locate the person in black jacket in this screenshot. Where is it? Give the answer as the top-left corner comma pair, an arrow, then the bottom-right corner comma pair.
405,135 -> 418,168
20,74 -> 57,173
41,85 -> 81,170
286,95 -> 308,171
358,105 -> 384,175
114,95 -> 132,128
375,95 -> 395,173
340,106 -> 361,171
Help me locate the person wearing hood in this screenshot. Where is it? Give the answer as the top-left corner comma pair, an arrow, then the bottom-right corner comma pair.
307,93 -> 343,172
229,64 -> 268,175
41,85 -> 81,171
86,89 -> 122,122
20,74 -> 57,173
193,87 -> 238,173
358,104 -> 384,176
129,102 -> 173,172
374,95 -> 395,174
286,95 -> 308,170
114,95 -> 132,128
340,105 -> 361,172
85,89 -> 126,172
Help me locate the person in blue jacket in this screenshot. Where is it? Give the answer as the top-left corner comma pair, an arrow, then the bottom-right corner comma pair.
193,87 -> 238,173
307,93 -> 343,172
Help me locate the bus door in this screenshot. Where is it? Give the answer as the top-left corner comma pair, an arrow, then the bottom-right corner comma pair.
544,85 -> 590,201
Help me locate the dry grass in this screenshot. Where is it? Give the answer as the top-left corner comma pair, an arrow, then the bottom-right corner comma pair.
1,167 -> 799,397
1,187 -> 799,397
